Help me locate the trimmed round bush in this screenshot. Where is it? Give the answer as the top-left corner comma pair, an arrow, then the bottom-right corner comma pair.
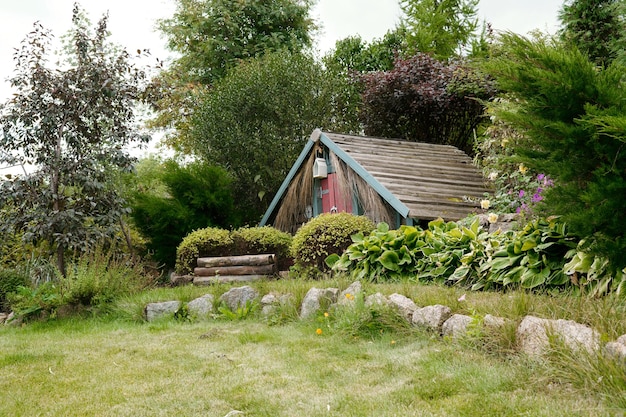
175,227 -> 234,275
291,213 -> 375,271
231,226 -> 293,270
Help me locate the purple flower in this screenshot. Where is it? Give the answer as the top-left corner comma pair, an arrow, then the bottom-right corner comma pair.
531,193 -> 543,203
519,190 -> 525,198
537,174 -> 545,181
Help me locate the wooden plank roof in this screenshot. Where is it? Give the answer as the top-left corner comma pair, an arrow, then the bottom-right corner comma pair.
322,132 -> 490,220
260,130 -> 491,227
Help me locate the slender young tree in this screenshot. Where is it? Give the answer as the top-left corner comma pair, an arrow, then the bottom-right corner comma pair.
400,0 -> 481,59
0,5 -> 149,276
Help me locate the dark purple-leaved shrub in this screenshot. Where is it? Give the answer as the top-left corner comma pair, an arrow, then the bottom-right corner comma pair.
359,54 -> 495,154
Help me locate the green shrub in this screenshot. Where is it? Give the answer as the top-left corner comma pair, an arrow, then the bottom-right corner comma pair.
0,267 -> 29,312
232,226 -> 293,270
7,282 -> 62,320
128,158 -> 237,267
291,213 -> 375,272
175,227 -> 234,275
61,246 -> 152,307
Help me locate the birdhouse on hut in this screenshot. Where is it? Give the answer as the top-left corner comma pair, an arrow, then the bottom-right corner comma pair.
260,129 -> 491,234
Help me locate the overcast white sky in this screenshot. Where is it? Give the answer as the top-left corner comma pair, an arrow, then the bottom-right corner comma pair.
0,0 -> 563,101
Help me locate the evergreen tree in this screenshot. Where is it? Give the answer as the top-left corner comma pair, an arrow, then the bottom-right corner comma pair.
483,33 -> 626,268
559,0 -> 626,67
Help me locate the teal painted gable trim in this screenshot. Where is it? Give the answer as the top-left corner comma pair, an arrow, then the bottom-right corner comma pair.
259,138 -> 316,226
318,132 -> 410,218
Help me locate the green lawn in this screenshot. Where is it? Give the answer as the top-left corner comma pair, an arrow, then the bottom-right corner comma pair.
0,312 -> 618,415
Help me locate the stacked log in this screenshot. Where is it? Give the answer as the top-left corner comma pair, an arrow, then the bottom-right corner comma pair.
193,254 -> 276,285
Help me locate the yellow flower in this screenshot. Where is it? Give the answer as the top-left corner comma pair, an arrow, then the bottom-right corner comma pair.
480,199 -> 491,210
488,213 -> 499,224
519,163 -> 528,175
390,340 -> 396,346
345,293 -> 354,300
316,328 -> 323,335
324,312 -> 329,318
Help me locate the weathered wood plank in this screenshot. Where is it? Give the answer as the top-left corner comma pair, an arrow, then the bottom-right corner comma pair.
193,275 -> 268,285
197,254 -> 275,268
194,264 -> 275,277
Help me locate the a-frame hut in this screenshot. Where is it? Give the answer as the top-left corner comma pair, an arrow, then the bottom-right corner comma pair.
260,129 -> 491,233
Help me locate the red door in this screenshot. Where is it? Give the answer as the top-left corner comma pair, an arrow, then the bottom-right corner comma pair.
320,173 -> 352,214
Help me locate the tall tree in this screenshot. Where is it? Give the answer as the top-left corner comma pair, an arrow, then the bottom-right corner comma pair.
158,0 -> 316,85
0,5 -> 149,275
152,0 -> 317,151
400,0 -> 481,59
189,50 -> 356,223
559,0 -> 626,67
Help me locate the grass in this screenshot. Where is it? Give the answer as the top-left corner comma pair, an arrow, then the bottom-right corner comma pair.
1,278 -> 625,416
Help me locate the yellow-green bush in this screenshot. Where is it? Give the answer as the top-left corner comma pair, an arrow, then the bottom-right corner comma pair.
291,213 -> 375,272
231,226 -> 293,270
175,227 -> 234,275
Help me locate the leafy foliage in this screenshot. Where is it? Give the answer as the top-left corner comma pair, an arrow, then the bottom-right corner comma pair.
559,0 -> 626,67
7,282 -> 62,320
291,213 -> 375,272
129,158 -> 235,267
0,267 -> 29,312
359,53 -> 495,154
0,5 -> 149,276
190,50 -> 358,222
330,218 -> 599,294
323,29 -> 407,74
482,33 -> 626,269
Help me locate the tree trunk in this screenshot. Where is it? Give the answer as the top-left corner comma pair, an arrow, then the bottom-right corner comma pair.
193,264 -> 275,277
197,254 -> 275,268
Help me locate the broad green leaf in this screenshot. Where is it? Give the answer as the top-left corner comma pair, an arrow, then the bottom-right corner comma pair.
378,250 -> 401,271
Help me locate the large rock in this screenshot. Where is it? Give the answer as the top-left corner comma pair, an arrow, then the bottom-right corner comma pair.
412,304 -> 452,332
261,292 -> 294,316
300,287 -> 339,319
388,293 -> 417,321
442,314 -> 473,339
604,334 -> 626,361
187,294 -> 214,319
516,315 -> 600,356
219,286 -> 259,312
145,301 -> 181,322
365,292 -> 389,308
338,281 -> 362,306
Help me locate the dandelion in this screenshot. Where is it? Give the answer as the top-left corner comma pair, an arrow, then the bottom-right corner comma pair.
518,163 -> 528,174
390,340 -> 396,346
345,293 -> 355,300
488,213 -> 498,224
480,199 -> 491,210
324,312 -> 329,318
316,328 -> 323,335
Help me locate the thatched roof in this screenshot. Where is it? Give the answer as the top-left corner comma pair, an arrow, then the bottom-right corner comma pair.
260,130 -> 491,230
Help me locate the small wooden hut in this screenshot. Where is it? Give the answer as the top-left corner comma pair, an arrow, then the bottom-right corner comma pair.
260,129 -> 491,233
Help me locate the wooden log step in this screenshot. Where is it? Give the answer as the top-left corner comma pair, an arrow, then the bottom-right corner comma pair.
197,254 -> 275,268
193,264 -> 275,277
193,275 -> 268,285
